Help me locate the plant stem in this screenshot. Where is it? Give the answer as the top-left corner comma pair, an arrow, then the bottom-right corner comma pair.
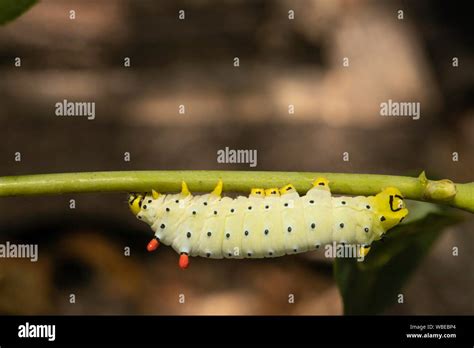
0,171 -> 472,213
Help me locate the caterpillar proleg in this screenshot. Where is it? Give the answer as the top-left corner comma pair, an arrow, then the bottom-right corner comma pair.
128,178 -> 408,269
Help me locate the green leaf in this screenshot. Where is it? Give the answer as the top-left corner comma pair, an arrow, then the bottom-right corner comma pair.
0,0 -> 37,25
334,200 -> 462,315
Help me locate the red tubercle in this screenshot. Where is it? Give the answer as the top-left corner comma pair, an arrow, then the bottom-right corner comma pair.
147,238 -> 160,252
179,253 -> 189,270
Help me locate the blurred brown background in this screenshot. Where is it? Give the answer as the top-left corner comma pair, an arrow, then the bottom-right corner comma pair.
0,0 -> 472,315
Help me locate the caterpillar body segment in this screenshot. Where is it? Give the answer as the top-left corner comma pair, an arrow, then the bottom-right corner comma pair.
128,178 -> 408,269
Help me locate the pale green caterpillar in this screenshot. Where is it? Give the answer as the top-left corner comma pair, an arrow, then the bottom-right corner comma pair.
128,178 -> 408,269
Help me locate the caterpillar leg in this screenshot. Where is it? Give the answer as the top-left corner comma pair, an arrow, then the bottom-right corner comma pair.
151,189 -> 160,199
179,253 -> 190,270
211,179 -> 223,197
147,237 -> 160,252
360,245 -> 371,257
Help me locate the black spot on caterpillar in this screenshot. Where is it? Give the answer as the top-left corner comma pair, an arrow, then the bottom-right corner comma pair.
129,178 -> 408,269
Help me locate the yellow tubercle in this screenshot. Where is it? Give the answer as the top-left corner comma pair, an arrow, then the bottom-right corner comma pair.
264,188 -> 280,196
152,190 -> 160,199
312,177 -> 330,188
211,179 -> 223,197
279,184 -> 296,195
250,188 -> 264,196
181,181 -> 191,196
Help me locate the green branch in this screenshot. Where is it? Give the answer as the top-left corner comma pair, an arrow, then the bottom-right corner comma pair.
0,171 -> 472,213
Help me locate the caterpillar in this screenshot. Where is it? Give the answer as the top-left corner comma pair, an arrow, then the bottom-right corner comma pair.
128,178 -> 408,269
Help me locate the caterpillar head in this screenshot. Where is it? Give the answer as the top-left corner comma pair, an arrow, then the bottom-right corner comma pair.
128,193 -> 144,216
373,187 -> 409,232
129,190 -> 160,216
